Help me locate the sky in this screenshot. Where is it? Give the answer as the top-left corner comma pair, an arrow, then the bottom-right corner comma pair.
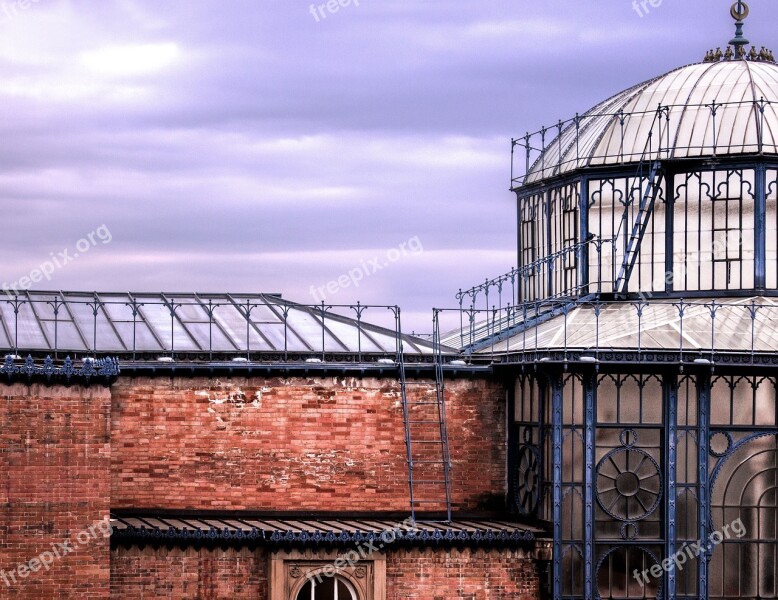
2,0 -> 777,333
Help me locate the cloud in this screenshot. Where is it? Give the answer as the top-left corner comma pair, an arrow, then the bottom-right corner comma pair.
80,42 -> 181,77
1,0 -> 776,333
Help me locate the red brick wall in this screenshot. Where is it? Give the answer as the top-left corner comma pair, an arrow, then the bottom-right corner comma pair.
111,546 -> 540,600
0,384 -> 111,599
110,547 -> 267,599
386,548 -> 539,600
111,376 -> 506,512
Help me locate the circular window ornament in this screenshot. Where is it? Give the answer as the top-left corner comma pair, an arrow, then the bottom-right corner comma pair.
596,443 -> 662,522
514,445 -> 540,515
709,431 -> 733,458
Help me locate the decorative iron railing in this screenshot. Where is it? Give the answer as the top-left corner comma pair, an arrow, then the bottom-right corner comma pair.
511,98 -> 778,188
435,298 -> 778,365
456,237 -> 622,311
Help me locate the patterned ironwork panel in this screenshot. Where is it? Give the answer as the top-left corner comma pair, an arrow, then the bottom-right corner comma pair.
515,367 -> 778,600
549,183 -> 581,298
519,192 -> 548,302
768,169 -> 778,289
710,432 -> 778,599
673,170 -> 756,292
588,177 -> 666,296
595,545 -> 662,600
513,375 -> 544,518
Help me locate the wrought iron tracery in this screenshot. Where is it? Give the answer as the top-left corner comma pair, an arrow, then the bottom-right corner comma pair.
594,545 -> 663,600
515,443 -> 541,515
709,431 -> 778,600
509,371 -> 778,599
595,435 -> 662,524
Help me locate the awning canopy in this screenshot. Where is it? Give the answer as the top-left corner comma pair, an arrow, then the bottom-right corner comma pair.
110,513 -> 540,549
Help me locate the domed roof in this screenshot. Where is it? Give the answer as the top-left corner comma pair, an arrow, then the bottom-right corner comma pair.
525,59 -> 778,184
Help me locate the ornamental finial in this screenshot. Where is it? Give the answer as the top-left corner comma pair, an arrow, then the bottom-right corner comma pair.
729,2 -> 750,51
703,2 -> 774,63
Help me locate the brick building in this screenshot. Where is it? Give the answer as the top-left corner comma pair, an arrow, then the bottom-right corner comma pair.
0,294 -> 547,599
4,4 -> 778,599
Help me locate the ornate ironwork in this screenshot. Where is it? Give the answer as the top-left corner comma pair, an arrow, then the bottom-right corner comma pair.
111,520 -> 534,549
595,436 -> 662,523
0,354 -> 119,383
514,444 -> 540,515
594,545 -> 663,600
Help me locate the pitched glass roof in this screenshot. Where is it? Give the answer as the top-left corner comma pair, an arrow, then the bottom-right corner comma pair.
0,291 -> 435,357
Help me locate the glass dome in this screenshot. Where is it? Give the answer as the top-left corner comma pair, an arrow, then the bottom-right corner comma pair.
509,49 -> 778,302
523,59 -> 778,184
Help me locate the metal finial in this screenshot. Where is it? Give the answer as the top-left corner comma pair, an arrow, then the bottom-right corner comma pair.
730,1 -> 749,22
703,2 -> 774,63
729,1 -> 750,51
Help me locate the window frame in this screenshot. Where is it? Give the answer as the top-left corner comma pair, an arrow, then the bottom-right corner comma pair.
269,549 -> 385,600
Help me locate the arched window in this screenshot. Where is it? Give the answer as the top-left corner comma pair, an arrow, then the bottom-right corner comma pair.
295,576 -> 358,600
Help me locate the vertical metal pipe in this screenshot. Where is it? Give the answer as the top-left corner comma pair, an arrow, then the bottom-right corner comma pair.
580,177 -> 590,295
755,163 -> 767,289
547,189 -> 553,298
207,301 -> 214,362
697,372 -> 712,599
666,375 -> 678,600
583,372 -> 596,600
550,371 -> 564,600
665,171 -> 675,292
283,306 -> 289,362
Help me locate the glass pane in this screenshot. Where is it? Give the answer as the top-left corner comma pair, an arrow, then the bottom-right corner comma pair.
296,580 -> 312,600
337,580 -> 354,600
316,577 -> 335,600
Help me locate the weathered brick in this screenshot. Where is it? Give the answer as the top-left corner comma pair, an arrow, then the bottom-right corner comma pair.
0,384 -> 111,600
111,376 -> 507,513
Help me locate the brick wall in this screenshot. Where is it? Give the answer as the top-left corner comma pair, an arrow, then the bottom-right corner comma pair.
111,546 -> 540,600
0,384 -> 111,599
386,548 -> 540,600
111,376 -> 507,512
110,547 -> 267,599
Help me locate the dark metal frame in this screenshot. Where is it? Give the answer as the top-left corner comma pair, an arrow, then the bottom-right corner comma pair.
508,365 -> 778,600
453,153 -> 778,314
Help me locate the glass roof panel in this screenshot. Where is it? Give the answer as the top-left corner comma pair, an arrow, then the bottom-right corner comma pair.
480,298 -> 778,354
40,320 -> 87,352
283,309 -> 347,353
0,292 -> 433,356
134,301 -> 200,352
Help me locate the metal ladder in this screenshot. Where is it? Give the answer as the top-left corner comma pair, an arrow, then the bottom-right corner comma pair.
398,313 -> 453,524
614,159 -> 664,294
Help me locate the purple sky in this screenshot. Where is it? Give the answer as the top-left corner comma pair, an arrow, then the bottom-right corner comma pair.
3,0 -> 777,332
